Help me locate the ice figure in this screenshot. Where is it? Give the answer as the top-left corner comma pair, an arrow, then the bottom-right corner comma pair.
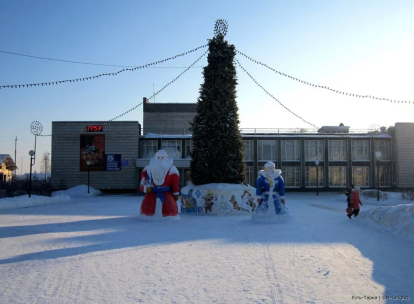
252,161 -> 290,221
139,150 -> 180,217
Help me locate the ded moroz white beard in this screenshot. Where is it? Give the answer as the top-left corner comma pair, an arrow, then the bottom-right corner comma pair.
150,159 -> 172,186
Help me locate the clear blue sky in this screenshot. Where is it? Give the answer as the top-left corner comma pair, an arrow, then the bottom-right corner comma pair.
1,0 -> 413,174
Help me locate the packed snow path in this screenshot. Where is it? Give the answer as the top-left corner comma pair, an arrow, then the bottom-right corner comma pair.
0,193 -> 413,303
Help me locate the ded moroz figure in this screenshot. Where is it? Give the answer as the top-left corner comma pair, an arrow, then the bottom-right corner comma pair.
254,161 -> 288,219
139,149 -> 179,217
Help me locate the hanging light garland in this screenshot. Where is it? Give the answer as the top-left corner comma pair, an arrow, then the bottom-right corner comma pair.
109,50 -> 208,122
38,50 -> 208,138
235,58 -> 318,129
0,45 -> 207,90
236,49 -> 413,105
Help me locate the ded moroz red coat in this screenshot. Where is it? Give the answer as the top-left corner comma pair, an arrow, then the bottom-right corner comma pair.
139,161 -> 179,216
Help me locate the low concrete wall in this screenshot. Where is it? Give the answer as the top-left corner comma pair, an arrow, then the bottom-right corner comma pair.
180,183 -> 257,215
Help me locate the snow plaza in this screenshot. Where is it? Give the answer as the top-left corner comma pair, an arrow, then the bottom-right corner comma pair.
2,17 -> 414,303
0,187 -> 413,303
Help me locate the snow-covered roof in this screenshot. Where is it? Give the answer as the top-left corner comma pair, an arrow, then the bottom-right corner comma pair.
0,154 -> 13,163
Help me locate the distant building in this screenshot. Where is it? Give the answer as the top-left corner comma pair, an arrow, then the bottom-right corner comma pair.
317,125 -> 350,133
21,173 -> 51,180
0,154 -> 17,182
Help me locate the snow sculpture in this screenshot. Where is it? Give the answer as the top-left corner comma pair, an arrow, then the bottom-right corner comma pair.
180,183 -> 257,215
139,149 -> 179,216
254,161 -> 288,218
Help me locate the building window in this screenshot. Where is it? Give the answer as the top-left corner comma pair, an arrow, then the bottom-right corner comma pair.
243,140 -> 254,161
329,166 -> 347,186
282,166 -> 300,187
258,140 -> 277,161
375,140 -> 391,161
245,165 -> 254,186
185,140 -> 193,158
352,140 -> 369,160
352,166 -> 370,187
376,166 -> 391,187
282,140 -> 300,161
305,140 -> 323,161
305,166 -> 323,187
140,140 -> 158,158
329,140 -> 346,160
162,140 -> 182,159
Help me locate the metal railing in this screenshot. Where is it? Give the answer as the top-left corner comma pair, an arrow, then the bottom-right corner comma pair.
141,127 -> 379,136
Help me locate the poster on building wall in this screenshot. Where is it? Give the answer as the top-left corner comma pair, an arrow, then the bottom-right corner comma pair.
105,154 -> 121,171
80,134 -> 105,171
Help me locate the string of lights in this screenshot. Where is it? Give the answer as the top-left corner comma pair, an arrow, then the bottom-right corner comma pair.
234,58 -> 319,129
38,50 -> 208,137
0,49 -> 204,68
109,50 -> 208,122
0,45 -> 207,90
236,49 -> 413,105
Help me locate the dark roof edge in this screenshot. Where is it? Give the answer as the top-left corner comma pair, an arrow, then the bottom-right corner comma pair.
144,103 -> 197,113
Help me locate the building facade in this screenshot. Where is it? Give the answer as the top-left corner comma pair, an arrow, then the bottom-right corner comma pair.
137,103 -> 404,191
51,121 -> 140,191
0,154 -> 16,182
394,123 -> 414,188
50,103 -> 414,192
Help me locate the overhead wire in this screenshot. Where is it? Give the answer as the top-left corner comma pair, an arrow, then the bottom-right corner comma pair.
0,50 -> 204,68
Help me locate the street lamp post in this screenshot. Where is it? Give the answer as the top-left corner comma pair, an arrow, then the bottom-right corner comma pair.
375,151 -> 382,202
87,161 -> 91,194
28,150 -> 35,198
315,160 -> 320,196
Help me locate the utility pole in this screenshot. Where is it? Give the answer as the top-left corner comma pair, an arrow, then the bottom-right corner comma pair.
14,136 -> 17,180
21,157 -> 24,177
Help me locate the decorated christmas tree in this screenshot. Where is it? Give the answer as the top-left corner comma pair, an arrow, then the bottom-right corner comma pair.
189,20 -> 245,185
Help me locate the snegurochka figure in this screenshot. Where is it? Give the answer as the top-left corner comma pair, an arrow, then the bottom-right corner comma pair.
255,161 -> 287,216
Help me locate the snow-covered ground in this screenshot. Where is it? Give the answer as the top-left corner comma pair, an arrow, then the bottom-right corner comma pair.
0,185 -> 413,303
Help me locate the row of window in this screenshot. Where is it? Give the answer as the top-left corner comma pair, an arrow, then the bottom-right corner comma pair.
245,166 -> 390,188
244,139 -> 391,161
140,139 -> 391,161
140,140 -> 189,159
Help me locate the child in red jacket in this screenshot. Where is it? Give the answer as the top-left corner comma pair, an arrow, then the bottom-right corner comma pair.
349,186 -> 363,219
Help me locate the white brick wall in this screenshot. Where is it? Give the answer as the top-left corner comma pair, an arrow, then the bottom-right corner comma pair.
395,123 -> 414,188
51,121 -> 140,190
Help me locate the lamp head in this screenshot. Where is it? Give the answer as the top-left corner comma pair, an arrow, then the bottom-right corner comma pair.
86,161 -> 91,166
315,160 -> 320,166
28,150 -> 35,157
375,151 -> 382,159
